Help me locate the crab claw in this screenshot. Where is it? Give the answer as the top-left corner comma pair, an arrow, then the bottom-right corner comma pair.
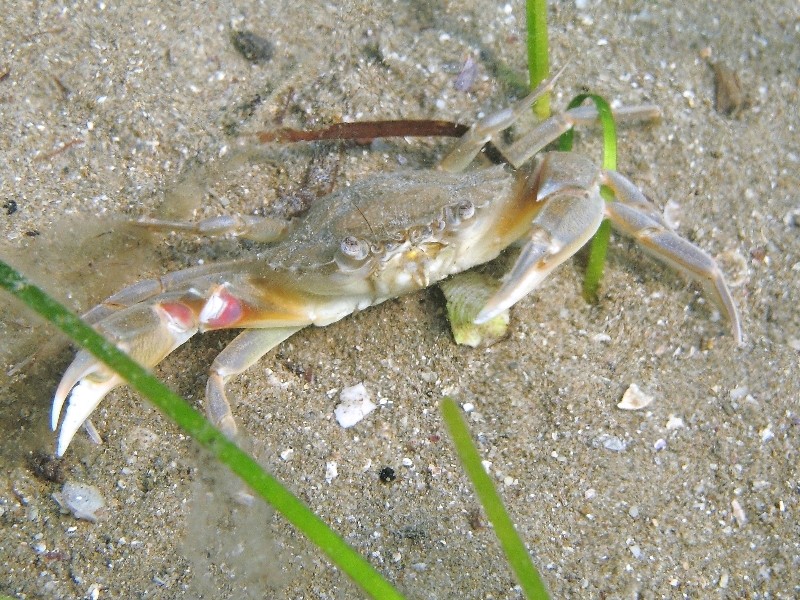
52,360 -> 125,456
52,301 -> 200,456
475,188 -> 605,324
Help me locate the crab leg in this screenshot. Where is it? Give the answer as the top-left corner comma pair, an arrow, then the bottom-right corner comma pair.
205,327 -> 302,438
135,214 -> 294,244
601,170 -> 743,344
502,104 -> 661,169
439,66 -> 566,173
52,265 -> 372,454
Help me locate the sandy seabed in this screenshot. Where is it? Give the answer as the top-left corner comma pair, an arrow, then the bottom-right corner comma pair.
1,1 -> 798,598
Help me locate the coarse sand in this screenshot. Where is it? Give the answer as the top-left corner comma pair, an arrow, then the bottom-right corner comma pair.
1,1 -> 798,598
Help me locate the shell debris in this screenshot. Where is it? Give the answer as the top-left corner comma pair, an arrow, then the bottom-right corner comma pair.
53,481 -> 106,522
334,382 -> 376,428
617,383 -> 655,410
731,498 -> 747,527
439,272 -> 510,348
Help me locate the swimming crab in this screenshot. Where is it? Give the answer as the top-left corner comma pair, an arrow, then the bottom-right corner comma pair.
51,73 -> 742,456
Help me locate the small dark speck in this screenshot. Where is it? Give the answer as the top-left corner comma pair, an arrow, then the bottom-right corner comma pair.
230,30 -> 274,64
25,230 -> 40,237
3,199 -> 17,215
379,466 -> 396,483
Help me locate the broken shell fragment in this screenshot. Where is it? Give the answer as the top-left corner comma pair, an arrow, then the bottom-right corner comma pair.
439,272 -> 510,348
53,481 -> 106,522
617,383 -> 655,410
334,382 -> 376,428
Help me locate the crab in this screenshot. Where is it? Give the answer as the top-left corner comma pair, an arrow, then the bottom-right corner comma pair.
51,72 -> 742,456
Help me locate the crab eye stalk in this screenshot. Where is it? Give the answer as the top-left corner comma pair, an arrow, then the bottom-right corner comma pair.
457,200 -> 475,220
445,200 -> 476,226
335,235 -> 371,271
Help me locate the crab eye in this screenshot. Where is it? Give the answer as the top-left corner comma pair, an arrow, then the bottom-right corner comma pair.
445,200 -> 476,226
456,200 -> 475,220
339,236 -> 369,261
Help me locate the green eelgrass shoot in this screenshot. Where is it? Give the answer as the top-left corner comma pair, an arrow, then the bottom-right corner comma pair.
440,398 -> 550,599
0,258 -> 405,600
558,93 -> 618,303
526,0 -> 550,118
525,0 -> 619,303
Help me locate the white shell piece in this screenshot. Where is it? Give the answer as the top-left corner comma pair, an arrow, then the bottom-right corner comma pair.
663,199 -> 683,229
334,383 -> 376,428
617,383 -> 655,410
666,415 -> 685,430
731,499 -> 747,526
325,461 -> 338,483
53,482 -> 106,522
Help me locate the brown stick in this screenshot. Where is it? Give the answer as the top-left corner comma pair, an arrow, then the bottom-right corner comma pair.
255,119 -> 468,143
254,119 -> 508,165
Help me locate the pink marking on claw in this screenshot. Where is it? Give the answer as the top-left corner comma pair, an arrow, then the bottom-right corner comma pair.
160,301 -> 197,331
199,285 -> 243,329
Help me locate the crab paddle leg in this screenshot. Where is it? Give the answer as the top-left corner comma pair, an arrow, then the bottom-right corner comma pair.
601,169 -> 743,344
205,326 -> 303,438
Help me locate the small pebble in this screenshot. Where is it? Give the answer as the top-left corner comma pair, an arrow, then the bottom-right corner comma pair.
729,386 -> 749,401
710,61 -> 746,116
378,467 -> 396,483
665,415 -> 685,430
603,436 -> 626,452
325,461 -> 338,483
230,30 -> 274,64
454,56 -> 478,92
594,434 -> 627,452
731,499 -> 747,526
719,571 -> 730,588
663,199 -> 683,229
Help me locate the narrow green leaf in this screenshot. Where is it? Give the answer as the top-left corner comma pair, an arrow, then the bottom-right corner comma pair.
526,0 -> 550,118
440,398 -> 550,599
557,93 -> 618,302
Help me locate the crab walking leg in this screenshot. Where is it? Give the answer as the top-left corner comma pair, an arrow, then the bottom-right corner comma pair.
205,327 -> 303,438
135,214 -> 294,244
475,188 -> 606,324
601,169 -> 743,344
439,65 -> 567,173
502,104 -> 662,170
